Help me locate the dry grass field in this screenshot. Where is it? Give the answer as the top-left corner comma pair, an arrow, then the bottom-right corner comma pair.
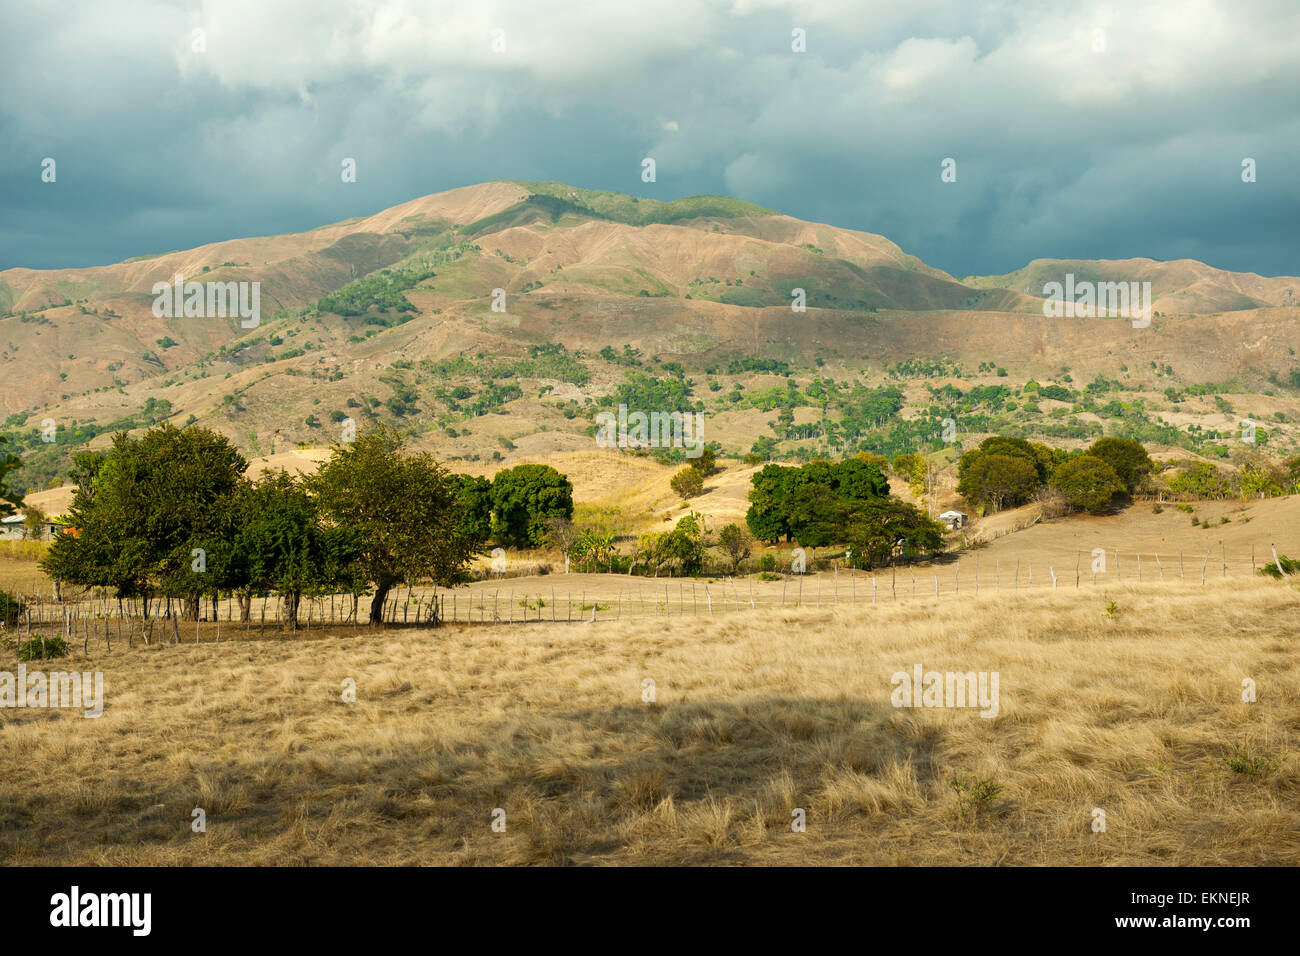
2,577 -> 1296,866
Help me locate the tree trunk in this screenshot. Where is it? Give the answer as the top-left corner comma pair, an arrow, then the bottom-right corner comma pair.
284,592 -> 301,628
369,583 -> 392,624
238,590 -> 252,623
181,592 -> 200,622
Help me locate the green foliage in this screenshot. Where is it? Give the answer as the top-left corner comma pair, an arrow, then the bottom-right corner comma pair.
689,447 -> 718,477
316,241 -> 477,316
957,450 -> 1040,513
843,498 -> 947,568
599,344 -> 643,368
452,474 -> 493,547
41,424 -> 248,601
309,425 -> 479,622
1222,745 -> 1282,777
1257,554 -> 1300,579
1086,437 -> 1153,493
745,457 -> 892,545
0,435 -> 21,517
637,512 -> 709,577
1051,455 -> 1124,513
598,372 -> 696,416
230,470 -> 363,624
1166,462 -> 1233,499
670,466 -> 704,499
0,589 -> 24,627
501,183 -> 774,229
16,634 -> 70,661
947,775 -> 1003,822
490,464 -> 575,548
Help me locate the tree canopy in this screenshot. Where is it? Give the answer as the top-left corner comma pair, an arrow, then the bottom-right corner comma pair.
309,425 -> 479,622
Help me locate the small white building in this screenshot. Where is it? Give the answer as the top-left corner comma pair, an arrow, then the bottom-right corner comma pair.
0,513 -> 68,541
939,510 -> 968,530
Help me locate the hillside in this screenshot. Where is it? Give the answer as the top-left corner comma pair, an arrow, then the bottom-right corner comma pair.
4,181 -> 1300,500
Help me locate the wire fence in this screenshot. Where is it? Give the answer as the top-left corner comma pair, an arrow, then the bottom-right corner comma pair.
2,542 -> 1290,654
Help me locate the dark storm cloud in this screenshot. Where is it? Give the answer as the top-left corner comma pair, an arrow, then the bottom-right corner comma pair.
1,0 -> 1296,277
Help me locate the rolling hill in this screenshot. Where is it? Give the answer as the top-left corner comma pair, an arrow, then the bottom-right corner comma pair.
3,180 -> 1300,501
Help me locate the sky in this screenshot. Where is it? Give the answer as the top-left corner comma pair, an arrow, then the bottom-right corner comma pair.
1,0 -> 1296,278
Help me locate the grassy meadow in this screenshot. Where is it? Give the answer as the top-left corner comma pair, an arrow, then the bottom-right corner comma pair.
2,576 -> 1296,866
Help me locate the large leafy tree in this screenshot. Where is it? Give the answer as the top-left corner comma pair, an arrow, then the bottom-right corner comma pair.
957,451 -> 1040,513
309,426 -> 476,623
784,481 -> 849,548
831,456 -> 891,502
745,464 -> 795,543
844,499 -> 947,569
1051,456 -> 1125,513
233,471 -> 362,626
41,424 -> 247,617
1087,437 -> 1153,494
451,473 -> 493,547
490,464 -> 574,548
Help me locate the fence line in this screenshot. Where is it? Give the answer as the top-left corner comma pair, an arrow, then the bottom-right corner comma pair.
2,544 -> 1288,652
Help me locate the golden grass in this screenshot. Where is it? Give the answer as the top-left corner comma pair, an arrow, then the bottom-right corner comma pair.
1,576 -> 1296,866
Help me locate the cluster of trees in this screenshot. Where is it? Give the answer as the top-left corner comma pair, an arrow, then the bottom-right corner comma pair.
1166,457 -> 1300,500
956,436 -> 1154,514
745,455 -> 945,567
39,424 -> 573,624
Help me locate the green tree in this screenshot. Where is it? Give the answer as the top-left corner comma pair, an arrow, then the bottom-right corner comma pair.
452,473 -> 493,546
670,466 -> 704,499
844,499 -> 947,569
689,447 -> 718,476
0,436 -> 22,517
41,424 -> 247,619
233,471 -> 361,626
745,464 -> 795,543
717,523 -> 753,573
666,511 -> 708,575
785,482 -> 850,548
490,464 -> 574,548
1167,462 -> 1232,499
1087,437 -> 1153,493
1050,456 -> 1125,513
957,452 -> 1040,513
831,456 -> 890,502
310,425 -> 477,623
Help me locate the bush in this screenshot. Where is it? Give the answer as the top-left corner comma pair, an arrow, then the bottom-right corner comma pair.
17,634 -> 70,661
1258,554 -> 1300,579
670,466 -> 704,499
758,553 -> 777,573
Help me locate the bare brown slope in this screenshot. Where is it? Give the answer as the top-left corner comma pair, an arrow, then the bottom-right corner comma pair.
967,257 -> 1300,314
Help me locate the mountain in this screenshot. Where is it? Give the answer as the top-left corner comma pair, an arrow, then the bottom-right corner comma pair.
3,180 -> 1300,496
966,258 -> 1299,315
